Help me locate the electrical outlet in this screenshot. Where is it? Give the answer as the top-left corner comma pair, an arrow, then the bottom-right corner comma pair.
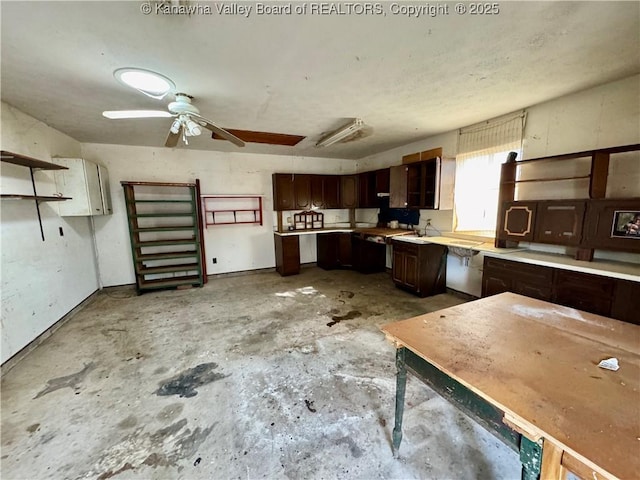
212,258 -> 217,264
426,219 -> 432,226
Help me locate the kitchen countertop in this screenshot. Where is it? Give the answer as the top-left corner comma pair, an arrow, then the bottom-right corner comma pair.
274,227 -> 415,238
483,249 -> 640,282
392,235 -> 639,282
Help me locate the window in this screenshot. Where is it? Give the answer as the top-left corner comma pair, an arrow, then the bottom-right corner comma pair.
453,111 -> 526,236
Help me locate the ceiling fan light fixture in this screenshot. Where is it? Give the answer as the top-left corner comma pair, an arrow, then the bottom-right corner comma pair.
185,118 -> 202,136
316,118 -> 365,147
114,68 -> 176,99
170,118 -> 182,134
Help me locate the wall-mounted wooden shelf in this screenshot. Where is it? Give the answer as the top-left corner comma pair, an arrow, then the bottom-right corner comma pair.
1,151 -> 69,170
202,195 -> 263,227
503,175 -> 591,185
1,194 -> 71,201
1,150 -> 72,240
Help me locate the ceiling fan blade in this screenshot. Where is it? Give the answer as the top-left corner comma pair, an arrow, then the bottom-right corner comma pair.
165,125 -> 181,148
102,110 -> 172,119
190,113 -> 245,147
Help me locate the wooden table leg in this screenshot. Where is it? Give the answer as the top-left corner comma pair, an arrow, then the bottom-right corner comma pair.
540,440 -> 564,480
392,347 -> 407,457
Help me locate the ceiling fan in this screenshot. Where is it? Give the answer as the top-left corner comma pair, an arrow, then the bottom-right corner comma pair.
103,68 -> 306,148
103,92 -> 245,148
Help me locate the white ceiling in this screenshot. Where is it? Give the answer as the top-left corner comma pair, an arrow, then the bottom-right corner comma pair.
1,1 -> 639,159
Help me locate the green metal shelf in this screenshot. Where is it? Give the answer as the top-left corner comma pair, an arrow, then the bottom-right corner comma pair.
137,263 -> 200,275
133,226 -> 196,233
136,251 -> 199,262
134,239 -> 198,248
131,213 -> 195,218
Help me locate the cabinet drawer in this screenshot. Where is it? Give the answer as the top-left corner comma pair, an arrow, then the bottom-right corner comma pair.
553,291 -> 612,317
513,281 -> 553,302
484,257 -> 553,284
555,270 -> 615,297
392,241 -> 419,256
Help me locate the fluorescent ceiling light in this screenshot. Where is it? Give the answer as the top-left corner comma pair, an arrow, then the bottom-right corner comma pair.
316,118 -> 364,147
102,110 -> 172,119
114,68 -> 176,99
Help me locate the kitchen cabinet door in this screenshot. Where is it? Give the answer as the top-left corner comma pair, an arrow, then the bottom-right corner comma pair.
583,199 -> 640,253
481,257 -> 553,301
275,234 -> 300,276
323,175 -> 341,209
340,175 -> 358,208
294,174 -> 311,210
54,158 -> 111,216
389,165 -> 408,208
310,175 -> 324,209
497,201 -> 537,243
553,270 -> 614,316
391,156 -> 450,210
317,233 -> 338,269
534,200 -> 586,246
273,173 -> 295,211
375,168 -> 390,195
611,280 -> 640,325
392,241 -> 447,297
358,172 -> 376,208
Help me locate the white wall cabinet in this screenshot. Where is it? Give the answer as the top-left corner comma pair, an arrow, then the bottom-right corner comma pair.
53,158 -> 112,216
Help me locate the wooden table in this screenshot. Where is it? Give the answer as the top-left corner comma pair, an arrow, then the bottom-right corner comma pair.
381,292 -> 640,480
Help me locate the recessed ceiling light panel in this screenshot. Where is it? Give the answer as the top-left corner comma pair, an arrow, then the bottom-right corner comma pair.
113,68 -> 176,99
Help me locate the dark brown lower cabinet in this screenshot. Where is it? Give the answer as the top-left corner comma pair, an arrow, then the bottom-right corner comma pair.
391,240 -> 448,297
351,234 -> 386,273
482,257 -> 553,301
482,256 -> 639,324
611,279 -> 640,325
317,232 -> 352,269
553,270 -> 614,317
274,234 -> 300,276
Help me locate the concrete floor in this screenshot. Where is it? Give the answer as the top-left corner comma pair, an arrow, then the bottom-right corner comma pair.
1,268 -> 520,479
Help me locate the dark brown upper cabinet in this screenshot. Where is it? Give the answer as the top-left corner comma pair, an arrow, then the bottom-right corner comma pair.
273,173 -> 295,211
358,172 -> 374,208
497,201 -> 537,242
534,200 -> 586,246
310,175 -> 341,209
340,175 -> 358,209
390,157 -> 441,209
294,174 -> 311,210
323,175 -> 341,209
375,168 -> 390,195
583,198 -> 640,253
310,175 -> 324,209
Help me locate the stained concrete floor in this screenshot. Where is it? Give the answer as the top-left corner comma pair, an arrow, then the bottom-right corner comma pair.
1,268 -> 520,479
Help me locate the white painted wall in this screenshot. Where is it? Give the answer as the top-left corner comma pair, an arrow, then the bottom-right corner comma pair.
1,102 -> 100,363
80,143 -> 357,287
357,74 -> 640,297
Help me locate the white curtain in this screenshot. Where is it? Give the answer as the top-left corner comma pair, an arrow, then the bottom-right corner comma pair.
454,111 -> 526,233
